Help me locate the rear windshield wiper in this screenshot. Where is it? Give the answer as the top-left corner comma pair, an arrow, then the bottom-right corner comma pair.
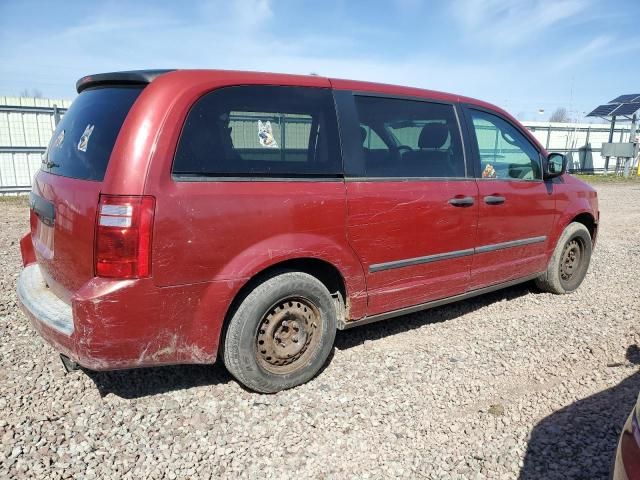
42,160 -> 60,169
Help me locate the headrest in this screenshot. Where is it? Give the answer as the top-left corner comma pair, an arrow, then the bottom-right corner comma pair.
418,123 -> 450,149
360,126 -> 367,144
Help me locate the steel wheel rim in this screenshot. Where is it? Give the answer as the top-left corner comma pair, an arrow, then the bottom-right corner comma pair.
255,297 -> 322,375
560,238 -> 582,281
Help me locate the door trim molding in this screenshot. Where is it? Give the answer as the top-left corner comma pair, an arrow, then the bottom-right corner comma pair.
475,235 -> 547,254
369,248 -> 474,273
368,235 -> 547,273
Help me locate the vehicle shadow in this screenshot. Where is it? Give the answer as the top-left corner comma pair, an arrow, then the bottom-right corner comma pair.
86,345 -> 340,399
519,344 -> 640,480
85,362 -> 234,399
84,282 -> 535,399
335,281 -> 536,350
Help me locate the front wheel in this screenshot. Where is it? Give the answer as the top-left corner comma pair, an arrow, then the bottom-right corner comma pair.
535,222 -> 592,294
222,271 -> 337,393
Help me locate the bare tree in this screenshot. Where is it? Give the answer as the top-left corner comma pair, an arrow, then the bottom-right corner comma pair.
549,107 -> 570,123
19,88 -> 43,98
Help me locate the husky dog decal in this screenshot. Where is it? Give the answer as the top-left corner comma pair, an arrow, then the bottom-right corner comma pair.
77,124 -> 95,153
257,120 -> 278,148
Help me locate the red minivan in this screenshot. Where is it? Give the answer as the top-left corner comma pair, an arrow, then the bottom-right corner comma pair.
17,70 -> 598,392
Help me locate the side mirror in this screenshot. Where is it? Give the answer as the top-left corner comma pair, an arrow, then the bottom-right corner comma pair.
544,152 -> 566,179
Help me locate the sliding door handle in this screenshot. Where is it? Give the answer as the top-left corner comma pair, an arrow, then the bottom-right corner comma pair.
448,196 -> 475,207
484,195 -> 505,205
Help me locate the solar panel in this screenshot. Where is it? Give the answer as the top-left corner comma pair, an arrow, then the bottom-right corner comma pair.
610,102 -> 640,116
586,103 -> 620,117
609,94 -> 640,103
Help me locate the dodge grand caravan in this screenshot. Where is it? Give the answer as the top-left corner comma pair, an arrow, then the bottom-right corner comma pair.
17,69 -> 598,393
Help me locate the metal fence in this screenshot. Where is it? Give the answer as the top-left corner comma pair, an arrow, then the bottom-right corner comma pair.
524,122 -> 636,174
0,97 -> 635,193
0,96 -> 70,193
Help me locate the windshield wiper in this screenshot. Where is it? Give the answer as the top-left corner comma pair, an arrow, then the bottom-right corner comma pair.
43,160 -> 60,169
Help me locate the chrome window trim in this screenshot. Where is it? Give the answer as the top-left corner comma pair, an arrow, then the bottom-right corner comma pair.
344,176 -> 476,182
475,177 -> 544,184
344,176 -> 544,183
369,235 -> 547,273
172,175 -> 344,183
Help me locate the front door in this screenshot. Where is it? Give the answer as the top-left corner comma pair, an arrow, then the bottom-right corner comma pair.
464,107 -> 556,290
336,92 -> 479,316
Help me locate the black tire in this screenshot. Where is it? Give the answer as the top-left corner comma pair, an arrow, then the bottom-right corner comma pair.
535,222 -> 592,294
222,271 -> 337,393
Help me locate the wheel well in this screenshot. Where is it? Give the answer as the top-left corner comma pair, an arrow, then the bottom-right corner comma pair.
254,258 -> 347,300
221,258 -> 347,349
571,212 -> 596,239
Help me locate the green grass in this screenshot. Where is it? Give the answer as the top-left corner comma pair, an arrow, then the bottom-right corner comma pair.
573,173 -> 640,184
0,194 -> 29,206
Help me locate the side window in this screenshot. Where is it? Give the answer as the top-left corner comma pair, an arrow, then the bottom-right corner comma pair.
353,96 -> 466,178
173,86 -> 341,177
469,110 -> 541,180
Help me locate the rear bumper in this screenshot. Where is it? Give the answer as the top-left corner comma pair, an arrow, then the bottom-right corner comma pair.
16,263 -> 239,371
17,265 -> 74,336
17,265 -> 78,363
612,408 -> 640,480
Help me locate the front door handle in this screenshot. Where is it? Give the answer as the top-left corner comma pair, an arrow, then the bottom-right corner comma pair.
448,196 -> 475,207
484,195 -> 505,205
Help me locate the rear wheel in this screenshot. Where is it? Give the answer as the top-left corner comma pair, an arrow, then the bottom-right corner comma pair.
535,222 -> 592,294
222,271 -> 337,393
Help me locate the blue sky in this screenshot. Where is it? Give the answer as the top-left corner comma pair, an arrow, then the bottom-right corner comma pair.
1,0 -> 638,121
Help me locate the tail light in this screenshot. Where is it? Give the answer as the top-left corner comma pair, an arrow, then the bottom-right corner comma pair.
95,195 -> 155,278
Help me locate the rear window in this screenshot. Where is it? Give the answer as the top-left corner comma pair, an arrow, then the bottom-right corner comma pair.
173,86 -> 342,178
42,87 -> 142,181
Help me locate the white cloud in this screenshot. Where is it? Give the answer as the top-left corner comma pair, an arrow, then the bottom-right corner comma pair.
552,34 -> 640,70
0,0 -> 636,120
451,0 -> 590,47
0,0 -> 551,116
552,34 -> 612,69
197,0 -> 273,31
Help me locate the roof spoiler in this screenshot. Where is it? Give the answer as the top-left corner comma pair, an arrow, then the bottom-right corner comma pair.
75,69 -> 175,93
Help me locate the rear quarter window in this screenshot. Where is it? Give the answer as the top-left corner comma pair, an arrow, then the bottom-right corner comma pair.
173,86 -> 342,178
42,87 -> 142,181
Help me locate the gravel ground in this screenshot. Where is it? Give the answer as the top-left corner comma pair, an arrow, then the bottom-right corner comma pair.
1,182 -> 639,479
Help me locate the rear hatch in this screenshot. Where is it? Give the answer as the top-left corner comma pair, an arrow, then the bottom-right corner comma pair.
31,87 -> 142,302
